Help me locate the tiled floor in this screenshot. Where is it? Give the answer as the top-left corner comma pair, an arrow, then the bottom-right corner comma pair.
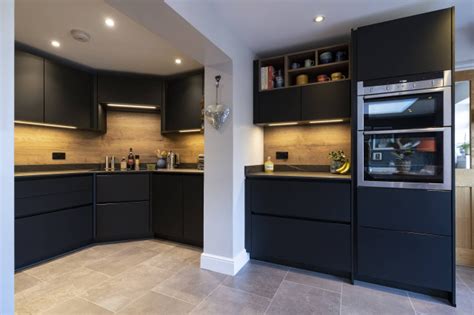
15,239 -> 474,314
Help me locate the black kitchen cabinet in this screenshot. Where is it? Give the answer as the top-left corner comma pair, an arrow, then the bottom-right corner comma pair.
15,50 -> 44,122
96,173 -> 150,203
257,88 -> 301,123
152,174 -> 183,239
357,227 -> 452,291
355,8 -> 453,81
44,60 -> 94,129
97,73 -> 163,106
162,71 -> 203,132
15,205 -> 93,269
251,215 -> 351,274
301,80 -> 350,121
96,201 -> 150,241
152,173 -> 204,246
182,175 -> 204,245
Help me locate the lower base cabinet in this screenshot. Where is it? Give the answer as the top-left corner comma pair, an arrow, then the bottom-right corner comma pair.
96,201 -> 150,241
15,206 -> 93,269
357,227 -> 452,291
250,214 -> 351,274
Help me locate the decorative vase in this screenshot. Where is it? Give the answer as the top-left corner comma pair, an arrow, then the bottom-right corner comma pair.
330,160 -> 343,174
275,70 -> 284,88
157,158 -> 167,169
395,160 -> 411,173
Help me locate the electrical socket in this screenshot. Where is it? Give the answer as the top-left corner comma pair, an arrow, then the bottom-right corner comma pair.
276,151 -> 289,160
52,152 -> 66,160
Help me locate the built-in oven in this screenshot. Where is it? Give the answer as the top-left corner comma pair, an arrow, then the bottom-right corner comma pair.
357,71 -> 452,131
357,128 -> 451,190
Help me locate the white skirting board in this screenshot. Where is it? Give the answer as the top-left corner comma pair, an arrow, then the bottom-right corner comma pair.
200,250 -> 249,275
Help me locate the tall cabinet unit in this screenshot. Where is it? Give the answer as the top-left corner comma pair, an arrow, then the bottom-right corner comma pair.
353,7 -> 455,305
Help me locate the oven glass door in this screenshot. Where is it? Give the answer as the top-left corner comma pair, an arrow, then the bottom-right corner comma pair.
360,88 -> 450,131
358,128 -> 451,190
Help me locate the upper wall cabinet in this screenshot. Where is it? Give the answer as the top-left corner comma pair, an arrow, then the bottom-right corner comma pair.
15,50 -> 44,122
45,60 -> 94,129
162,70 -> 204,132
97,73 -> 163,106
355,8 -> 453,81
253,44 -> 351,125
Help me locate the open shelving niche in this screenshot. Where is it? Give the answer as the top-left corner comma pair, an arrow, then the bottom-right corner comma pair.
258,43 -> 350,92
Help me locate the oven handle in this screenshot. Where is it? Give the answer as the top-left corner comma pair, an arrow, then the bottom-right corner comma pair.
363,127 -> 448,135
363,87 -> 449,99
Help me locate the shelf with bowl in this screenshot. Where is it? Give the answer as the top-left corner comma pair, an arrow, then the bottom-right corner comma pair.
287,60 -> 350,87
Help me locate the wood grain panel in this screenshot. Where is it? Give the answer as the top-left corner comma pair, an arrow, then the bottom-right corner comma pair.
456,186 -> 471,249
15,111 -> 204,165
264,122 -> 351,165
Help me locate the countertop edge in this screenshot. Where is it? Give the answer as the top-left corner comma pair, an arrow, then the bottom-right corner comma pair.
15,169 -> 204,178
246,172 -> 352,181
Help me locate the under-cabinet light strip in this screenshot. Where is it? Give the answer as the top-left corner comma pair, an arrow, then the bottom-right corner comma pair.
308,118 -> 347,124
14,120 -> 77,130
107,104 -> 158,110
178,129 -> 202,133
267,122 -> 299,127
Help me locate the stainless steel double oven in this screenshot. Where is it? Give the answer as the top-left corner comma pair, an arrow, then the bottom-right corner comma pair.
357,70 -> 452,190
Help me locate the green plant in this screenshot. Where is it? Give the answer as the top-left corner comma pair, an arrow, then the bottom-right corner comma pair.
328,150 -> 347,163
458,143 -> 470,154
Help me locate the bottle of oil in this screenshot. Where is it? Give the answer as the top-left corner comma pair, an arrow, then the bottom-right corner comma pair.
264,156 -> 274,173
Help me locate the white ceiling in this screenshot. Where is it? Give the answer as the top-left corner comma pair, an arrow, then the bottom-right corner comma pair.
207,0 -> 474,69
15,0 -> 202,75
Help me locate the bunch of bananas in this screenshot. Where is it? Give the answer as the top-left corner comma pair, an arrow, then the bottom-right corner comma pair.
335,161 -> 351,174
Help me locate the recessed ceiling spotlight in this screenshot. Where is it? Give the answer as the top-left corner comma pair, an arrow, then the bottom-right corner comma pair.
51,40 -> 60,48
175,58 -> 182,65
105,18 -> 115,28
314,15 -> 325,23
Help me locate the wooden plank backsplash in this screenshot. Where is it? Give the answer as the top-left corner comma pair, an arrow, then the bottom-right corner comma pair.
15,111 -> 204,165
264,123 -> 351,165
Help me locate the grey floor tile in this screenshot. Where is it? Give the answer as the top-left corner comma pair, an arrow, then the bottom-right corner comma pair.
81,264 -> 173,312
141,245 -> 201,272
285,267 -> 345,293
222,260 -> 288,299
341,281 -> 415,315
43,297 -> 113,314
117,291 -> 194,315
153,264 -> 226,305
14,272 -> 42,294
134,239 -> 177,253
266,280 -> 340,315
191,285 -> 271,315
457,266 -> 474,292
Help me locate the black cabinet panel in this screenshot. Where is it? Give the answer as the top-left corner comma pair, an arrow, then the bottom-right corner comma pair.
152,174 -> 183,238
96,174 -> 150,203
183,175 -> 204,245
164,71 -> 203,131
356,8 -> 452,81
358,187 -> 451,236
16,175 -> 92,199
96,201 -> 150,241
257,88 -> 301,123
44,60 -> 93,128
358,227 -> 452,291
251,215 -> 351,273
15,206 -> 93,269
250,179 -> 350,223
16,191 -> 92,218
15,50 -> 44,122
98,73 -> 163,105
301,80 -> 350,120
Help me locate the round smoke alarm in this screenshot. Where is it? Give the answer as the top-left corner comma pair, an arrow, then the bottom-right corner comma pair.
70,29 -> 91,43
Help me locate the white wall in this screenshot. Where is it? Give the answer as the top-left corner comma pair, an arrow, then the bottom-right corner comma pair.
0,0 -> 15,313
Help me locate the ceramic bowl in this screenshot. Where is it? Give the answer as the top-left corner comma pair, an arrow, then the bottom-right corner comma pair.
319,51 -> 333,64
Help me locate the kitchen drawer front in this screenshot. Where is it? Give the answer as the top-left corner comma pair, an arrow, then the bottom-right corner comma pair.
16,190 -> 93,218
357,227 -> 452,291
251,215 -> 351,273
358,187 -> 452,236
15,205 -> 93,269
250,179 -> 350,222
96,201 -> 150,241
15,175 -> 92,199
96,174 -> 150,203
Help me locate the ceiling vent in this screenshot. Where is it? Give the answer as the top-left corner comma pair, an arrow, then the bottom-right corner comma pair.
70,29 -> 91,43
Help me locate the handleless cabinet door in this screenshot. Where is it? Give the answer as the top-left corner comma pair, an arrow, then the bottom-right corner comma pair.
15,50 -> 44,122
301,80 -> 350,121
257,88 -> 301,123
44,60 -> 93,129
182,175 -> 204,245
152,174 -> 183,238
